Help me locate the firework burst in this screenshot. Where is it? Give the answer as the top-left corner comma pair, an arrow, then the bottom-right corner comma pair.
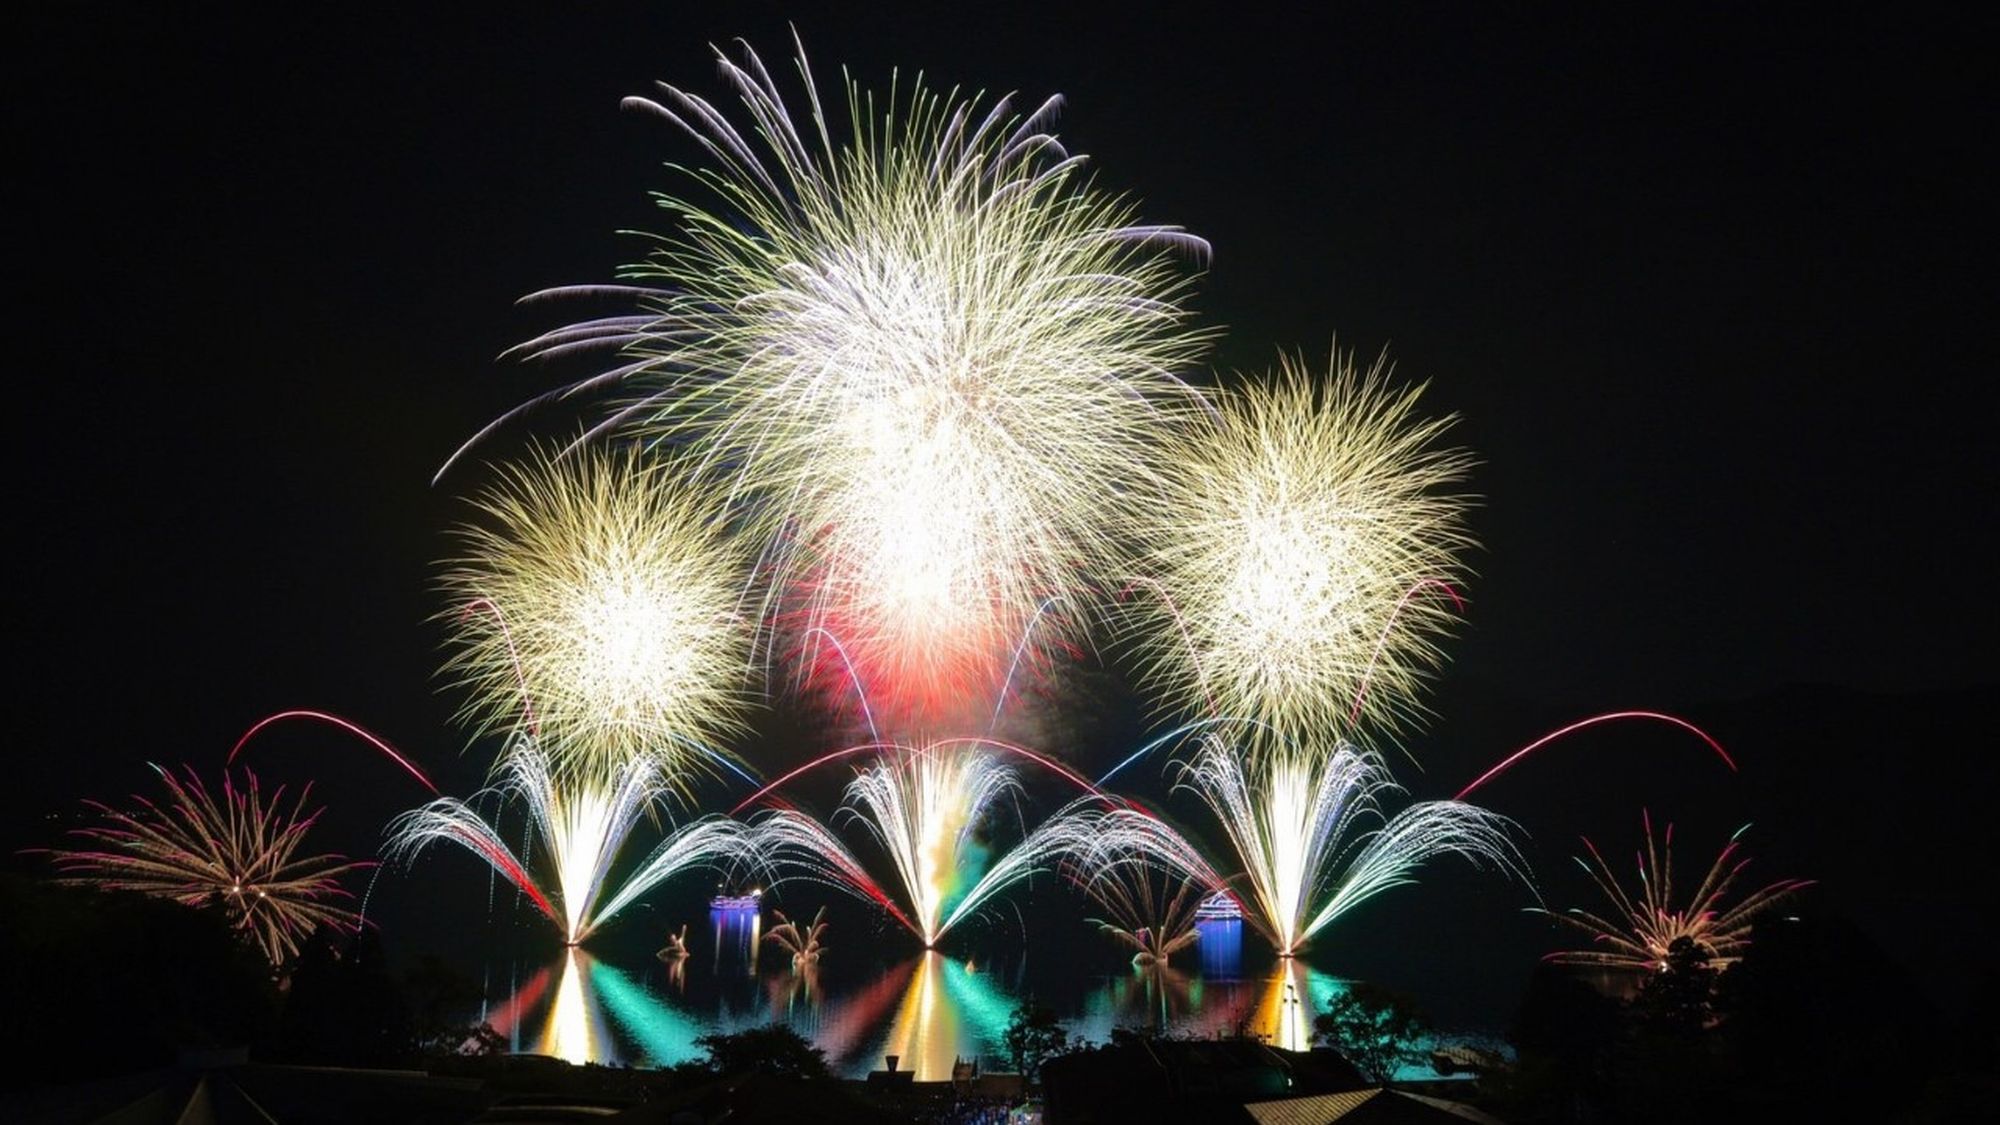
1125,352 -> 1474,744
765,906 -> 829,966
484,40 -> 1212,729
437,444 -> 752,781
386,736 -> 755,945
1536,813 -> 1811,972
42,766 -> 368,967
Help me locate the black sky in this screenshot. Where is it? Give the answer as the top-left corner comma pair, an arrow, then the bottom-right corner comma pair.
10,3 -> 1993,1019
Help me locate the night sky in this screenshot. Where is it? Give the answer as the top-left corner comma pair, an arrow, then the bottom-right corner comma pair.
12,4 -> 1993,1025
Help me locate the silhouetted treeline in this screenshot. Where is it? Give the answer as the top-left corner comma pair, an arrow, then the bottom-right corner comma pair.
0,876 -> 500,1086
0,875 -> 273,1082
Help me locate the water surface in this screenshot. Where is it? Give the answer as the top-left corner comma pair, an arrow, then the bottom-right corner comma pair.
478,908 -> 1493,1080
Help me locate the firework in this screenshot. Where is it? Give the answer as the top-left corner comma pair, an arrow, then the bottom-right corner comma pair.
1124,353 -> 1474,744
1535,814 -> 1811,972
1453,710 -> 1736,800
481,40 -> 1211,729
437,444 -> 752,781
764,905 -> 829,966
386,736 -> 755,945
1039,796 -> 1230,965
41,766 -> 368,967
1064,738 -> 1526,956
751,742 -> 1085,946
1069,849 -> 1210,966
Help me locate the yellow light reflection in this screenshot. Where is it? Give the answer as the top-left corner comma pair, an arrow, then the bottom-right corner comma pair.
879,952 -> 960,1080
538,947 -> 607,1064
1251,960 -> 1314,1052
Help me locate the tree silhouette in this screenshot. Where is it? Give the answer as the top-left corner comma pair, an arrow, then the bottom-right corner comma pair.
1630,936 -> 1716,1038
1004,997 -> 1072,1083
694,1024 -> 832,1080
1311,982 -> 1429,1083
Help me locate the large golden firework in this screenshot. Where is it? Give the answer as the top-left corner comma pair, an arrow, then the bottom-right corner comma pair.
1126,351 -> 1475,745
489,41 -> 1213,729
437,444 -> 752,780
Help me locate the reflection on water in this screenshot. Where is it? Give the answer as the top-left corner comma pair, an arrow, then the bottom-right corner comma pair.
1196,918 -> 1245,979
486,914 -> 1471,1080
877,953 -> 1017,1079
543,949 -> 609,1063
712,904 -> 761,977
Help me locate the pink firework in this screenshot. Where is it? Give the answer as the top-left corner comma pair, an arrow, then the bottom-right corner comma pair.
1537,813 -> 1812,973
40,766 -> 370,967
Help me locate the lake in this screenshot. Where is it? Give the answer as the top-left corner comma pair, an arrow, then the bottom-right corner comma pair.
475,905 -> 1500,1080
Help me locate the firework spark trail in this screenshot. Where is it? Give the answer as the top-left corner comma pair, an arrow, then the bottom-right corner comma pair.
745,805 -> 919,936
1452,711 -> 1737,801
1123,352 -> 1474,747
1535,814 -> 1811,972
385,737 -> 753,944
1072,738 -> 1527,956
459,597 -> 539,737
1092,715 -> 1288,788
729,736 -> 1102,817
798,625 -> 882,745
437,444 -> 752,783
988,594 -> 1071,736
474,39 -> 1212,731
1048,813 -> 1222,965
41,766 -> 370,966
1349,578 -> 1465,725
227,709 -> 438,794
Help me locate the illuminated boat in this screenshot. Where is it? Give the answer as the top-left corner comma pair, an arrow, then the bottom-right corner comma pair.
1193,891 -> 1242,921
710,886 -> 763,911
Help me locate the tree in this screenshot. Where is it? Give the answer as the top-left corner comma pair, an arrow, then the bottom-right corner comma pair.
1004,997 -> 1072,1083
405,954 -> 506,1058
0,877 -> 274,1084
1311,982 -> 1429,1083
694,1024 -> 832,1080
272,928 -> 414,1066
1502,961 -> 1622,1121
1712,912 -> 1942,1119
1630,936 -> 1716,1039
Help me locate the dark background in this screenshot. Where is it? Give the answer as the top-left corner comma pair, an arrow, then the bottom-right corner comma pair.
10,3 -> 1992,1030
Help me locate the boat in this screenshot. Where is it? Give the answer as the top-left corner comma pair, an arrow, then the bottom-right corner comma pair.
710,886 -> 763,910
1193,891 -> 1243,921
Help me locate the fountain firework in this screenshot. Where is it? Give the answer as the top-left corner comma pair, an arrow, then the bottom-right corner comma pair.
750,740 -> 1100,948
386,736 -> 755,945
1055,737 -> 1527,957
